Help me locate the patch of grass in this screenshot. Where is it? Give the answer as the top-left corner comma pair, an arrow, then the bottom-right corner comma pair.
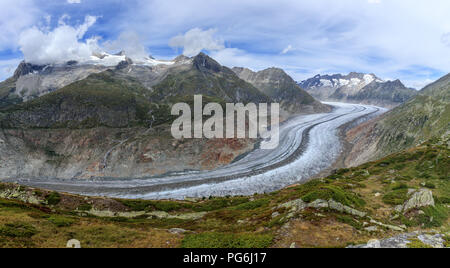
118,199 -> 193,212
266,215 -> 288,228
181,232 -> 273,248
391,183 -> 408,190
436,196 -> 450,204
45,192 -> 61,206
301,185 -> 365,208
77,204 -> 93,211
233,198 -> 270,210
193,197 -> 249,212
0,222 -> 37,238
423,182 -> 436,189
444,235 -> 450,248
47,215 -> 76,227
407,238 -> 433,248
335,215 -> 363,230
418,205 -> 448,228
382,189 -> 408,205
0,199 -> 30,210
118,199 -> 155,211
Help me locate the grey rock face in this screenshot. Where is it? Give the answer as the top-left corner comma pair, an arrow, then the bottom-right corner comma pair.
233,67 -> 330,114
396,189 -> 435,213
349,232 -> 446,248
277,198 -> 366,218
169,228 -> 188,234
13,64 -> 111,102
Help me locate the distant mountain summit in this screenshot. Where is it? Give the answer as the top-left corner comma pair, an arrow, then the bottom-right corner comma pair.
299,72 -> 418,108
232,67 -> 330,115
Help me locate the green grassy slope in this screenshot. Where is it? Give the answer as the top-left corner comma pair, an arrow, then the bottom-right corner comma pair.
0,71 -> 174,129
368,73 -> 450,157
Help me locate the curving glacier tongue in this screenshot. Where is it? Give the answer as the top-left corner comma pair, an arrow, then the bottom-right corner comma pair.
12,102 -> 386,200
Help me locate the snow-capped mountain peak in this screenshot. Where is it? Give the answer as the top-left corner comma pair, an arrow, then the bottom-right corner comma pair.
87,52 -> 176,67
299,72 -> 417,108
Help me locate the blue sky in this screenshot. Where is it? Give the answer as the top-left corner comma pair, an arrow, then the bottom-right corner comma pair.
1,0 -> 450,89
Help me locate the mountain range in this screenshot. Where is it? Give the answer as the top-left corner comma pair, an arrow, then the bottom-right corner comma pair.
0,52 -> 329,179
299,72 -> 418,108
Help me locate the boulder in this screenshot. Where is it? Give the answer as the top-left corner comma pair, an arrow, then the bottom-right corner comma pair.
396,189 -> 435,213
169,228 -> 188,234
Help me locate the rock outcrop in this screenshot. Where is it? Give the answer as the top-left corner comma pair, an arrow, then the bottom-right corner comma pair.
349,232 -> 446,248
396,189 -> 435,213
278,198 -> 366,218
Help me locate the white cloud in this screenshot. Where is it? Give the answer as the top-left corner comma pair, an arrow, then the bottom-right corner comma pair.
104,32 -> 150,62
281,45 -> 293,54
0,58 -> 22,81
67,0 -> 81,4
169,28 -> 225,57
19,16 -> 100,65
0,0 -> 40,50
405,79 -> 435,90
126,0 -> 450,86
368,0 -> 381,4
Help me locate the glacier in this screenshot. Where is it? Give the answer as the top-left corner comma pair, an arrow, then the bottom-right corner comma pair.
11,102 -> 386,200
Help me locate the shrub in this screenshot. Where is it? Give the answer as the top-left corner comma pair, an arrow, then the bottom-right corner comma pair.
391,183 -> 408,190
336,215 -> 363,230
301,186 -> 365,207
0,223 -> 37,238
194,197 -> 249,212
45,192 -> 61,206
47,215 -> 76,227
418,205 -> 448,228
77,204 -> 93,211
181,232 -> 273,248
382,189 -> 408,205
233,199 -> 270,210
407,238 -> 433,248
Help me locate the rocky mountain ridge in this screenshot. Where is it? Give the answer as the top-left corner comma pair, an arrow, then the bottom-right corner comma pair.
232,67 -> 329,114
299,72 -> 418,108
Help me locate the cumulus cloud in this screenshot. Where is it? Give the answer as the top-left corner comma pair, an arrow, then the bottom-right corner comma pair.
104,32 -> 150,62
169,28 -> 224,57
0,0 -> 40,50
18,16 -> 100,65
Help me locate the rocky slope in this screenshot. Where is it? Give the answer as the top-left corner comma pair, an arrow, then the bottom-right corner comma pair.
299,72 -> 418,108
344,73 -> 450,166
0,136 -> 447,248
232,67 -> 330,115
0,126 -> 254,179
